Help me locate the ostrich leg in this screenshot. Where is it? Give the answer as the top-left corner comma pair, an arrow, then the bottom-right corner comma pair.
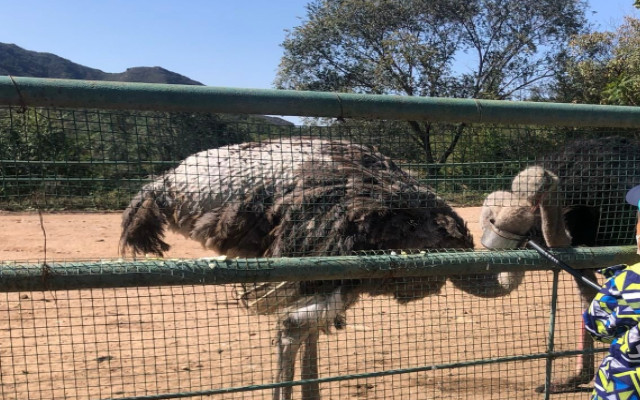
572,270 -> 598,388
301,331 -> 321,400
273,288 -> 354,400
273,324 -> 312,400
536,271 -> 598,393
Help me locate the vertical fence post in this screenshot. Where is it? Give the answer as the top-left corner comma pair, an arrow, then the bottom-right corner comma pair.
543,269 -> 561,399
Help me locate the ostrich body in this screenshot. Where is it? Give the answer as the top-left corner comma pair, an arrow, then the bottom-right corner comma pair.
120,137 -> 521,400
480,136 -> 640,393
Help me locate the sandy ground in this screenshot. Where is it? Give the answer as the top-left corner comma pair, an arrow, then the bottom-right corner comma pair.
0,210 -> 215,261
0,208 -> 599,399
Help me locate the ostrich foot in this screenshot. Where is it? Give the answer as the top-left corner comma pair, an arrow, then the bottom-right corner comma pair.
534,370 -> 594,393
535,335 -> 594,394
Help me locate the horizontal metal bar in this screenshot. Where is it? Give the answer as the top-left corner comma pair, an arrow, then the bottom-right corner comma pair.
0,177 -> 148,183
102,347 -> 608,400
0,246 -> 635,292
1,76 -> 640,127
0,159 -> 169,165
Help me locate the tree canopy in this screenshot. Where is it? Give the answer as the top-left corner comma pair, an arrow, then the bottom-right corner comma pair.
555,16 -> 640,106
275,0 -> 588,170
276,0 -> 588,101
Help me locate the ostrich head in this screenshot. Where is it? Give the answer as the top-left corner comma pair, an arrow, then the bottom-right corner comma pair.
480,166 -> 570,250
476,166 -> 571,292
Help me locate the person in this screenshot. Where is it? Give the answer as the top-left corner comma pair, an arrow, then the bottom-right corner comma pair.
583,184 -> 640,400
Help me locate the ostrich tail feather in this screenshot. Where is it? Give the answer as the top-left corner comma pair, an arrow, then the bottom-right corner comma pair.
119,194 -> 171,257
235,281 -> 302,314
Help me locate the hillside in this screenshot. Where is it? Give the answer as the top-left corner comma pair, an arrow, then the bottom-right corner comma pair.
0,43 -> 203,85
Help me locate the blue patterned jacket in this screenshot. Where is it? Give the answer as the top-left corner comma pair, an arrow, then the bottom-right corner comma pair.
584,262 -> 640,400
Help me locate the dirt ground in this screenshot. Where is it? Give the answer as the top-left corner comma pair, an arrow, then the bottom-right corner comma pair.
0,208 -> 598,399
0,210 -> 216,261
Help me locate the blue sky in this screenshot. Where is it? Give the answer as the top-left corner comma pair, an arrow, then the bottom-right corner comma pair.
1,1 -> 638,90
1,1 -> 308,88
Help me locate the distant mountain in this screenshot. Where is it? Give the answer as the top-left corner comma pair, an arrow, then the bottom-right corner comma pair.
0,43 -> 203,85
0,43 -> 294,126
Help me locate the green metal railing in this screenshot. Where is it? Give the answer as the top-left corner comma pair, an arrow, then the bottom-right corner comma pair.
1,247 -> 636,292
2,76 -> 640,126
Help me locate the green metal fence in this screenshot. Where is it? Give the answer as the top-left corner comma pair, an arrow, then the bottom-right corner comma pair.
1,76 -> 640,400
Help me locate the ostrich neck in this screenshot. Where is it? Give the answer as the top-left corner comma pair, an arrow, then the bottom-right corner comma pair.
540,202 -> 571,248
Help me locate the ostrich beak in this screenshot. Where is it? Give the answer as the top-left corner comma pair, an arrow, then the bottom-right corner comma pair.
480,220 -> 527,249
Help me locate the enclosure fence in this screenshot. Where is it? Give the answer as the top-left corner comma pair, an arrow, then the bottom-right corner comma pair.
1,76 -> 640,400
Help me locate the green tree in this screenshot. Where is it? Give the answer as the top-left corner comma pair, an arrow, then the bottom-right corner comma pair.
275,0 -> 588,169
0,107 -> 269,210
555,16 -> 640,106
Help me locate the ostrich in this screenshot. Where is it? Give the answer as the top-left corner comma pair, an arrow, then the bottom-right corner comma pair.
120,137 -> 522,400
479,136 -> 640,393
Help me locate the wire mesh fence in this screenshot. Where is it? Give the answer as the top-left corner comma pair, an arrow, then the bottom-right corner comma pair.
0,271 -> 606,400
1,79 -> 640,399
